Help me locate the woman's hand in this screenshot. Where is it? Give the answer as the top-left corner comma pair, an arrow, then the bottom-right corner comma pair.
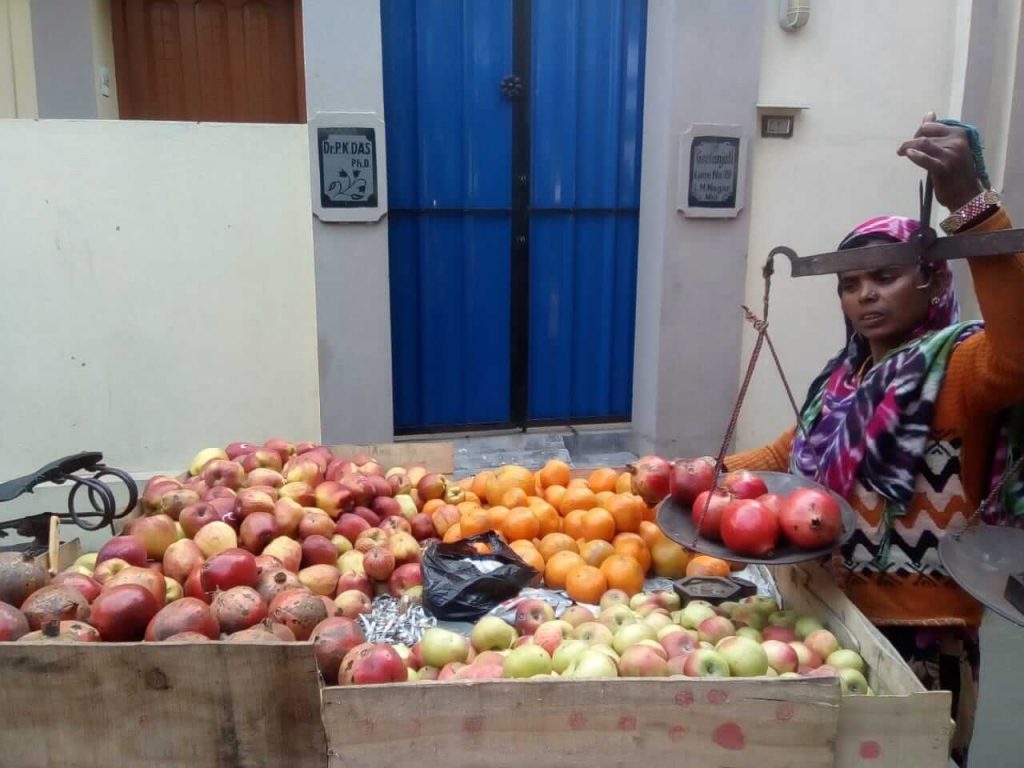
897,112 -> 984,211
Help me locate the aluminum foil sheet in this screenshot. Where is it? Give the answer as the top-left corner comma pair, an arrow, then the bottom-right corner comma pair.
358,595 -> 437,646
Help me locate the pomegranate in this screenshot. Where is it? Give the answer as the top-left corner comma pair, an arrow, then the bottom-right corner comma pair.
779,488 -> 843,550
339,642 -> 407,684
212,586 -> 268,634
239,511 -> 280,553
52,572 -> 101,603
22,620 -> 100,642
757,493 -> 784,518
165,631 -> 214,642
629,455 -> 672,505
145,597 -> 220,641
269,621 -> 297,641
201,548 -> 259,592
0,551 -> 50,607
257,569 -> 306,604
228,620 -> 292,643
184,565 -> 211,603
254,555 -> 283,576
268,589 -> 328,641
670,458 -> 716,506
0,601 -> 30,640
20,585 -> 91,630
720,499 -> 779,558
311,617 -> 367,684
721,470 -> 769,500
96,535 -> 148,567
104,565 -> 167,604
691,489 -> 734,541
91,584 -> 163,641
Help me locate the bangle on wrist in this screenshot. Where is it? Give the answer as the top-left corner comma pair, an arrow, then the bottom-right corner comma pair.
940,189 -> 1002,234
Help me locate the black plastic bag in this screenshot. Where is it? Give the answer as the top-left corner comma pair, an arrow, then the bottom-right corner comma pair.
421,532 -> 539,621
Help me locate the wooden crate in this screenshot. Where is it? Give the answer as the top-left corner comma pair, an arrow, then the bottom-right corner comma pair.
322,562 -> 951,768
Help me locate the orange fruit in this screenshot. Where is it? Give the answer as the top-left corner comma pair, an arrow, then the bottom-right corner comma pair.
642,505 -> 656,523
460,508 -> 493,537
544,484 -> 567,508
588,467 -> 619,494
422,498 -> 445,518
442,523 -> 463,543
485,465 -> 534,506
509,540 -> 545,584
458,477 -> 473,491
457,501 -> 480,515
568,477 -> 589,489
562,508 -> 587,540
638,520 -> 667,550
604,494 -> 643,534
487,504 -> 510,530
544,550 -> 586,590
594,490 -> 615,508
650,540 -> 689,579
501,507 -> 541,542
613,533 -> 652,573
565,564 -> 608,604
581,508 -> 616,542
463,491 -> 481,505
579,539 -> 615,568
501,487 -> 529,509
615,471 -> 633,494
686,555 -> 731,578
538,459 -> 571,489
538,532 -> 579,561
471,471 -> 495,502
559,486 -> 598,516
533,503 -> 562,537
471,541 -> 493,555
600,554 -> 646,596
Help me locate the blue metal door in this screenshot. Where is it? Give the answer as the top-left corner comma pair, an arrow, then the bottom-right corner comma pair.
383,0 -> 646,433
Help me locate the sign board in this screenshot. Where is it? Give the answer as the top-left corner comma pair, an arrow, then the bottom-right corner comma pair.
310,112 -> 388,223
677,124 -> 747,218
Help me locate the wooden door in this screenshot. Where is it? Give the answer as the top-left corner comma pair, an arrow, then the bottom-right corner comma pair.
111,0 -> 305,123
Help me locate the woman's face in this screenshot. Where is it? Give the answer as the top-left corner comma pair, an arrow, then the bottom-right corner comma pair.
837,263 -> 944,351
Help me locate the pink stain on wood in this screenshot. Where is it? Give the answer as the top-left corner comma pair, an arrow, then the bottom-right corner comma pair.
618,715 -> 638,732
359,718 -> 375,735
775,703 -> 795,721
712,722 -> 746,751
668,725 -> 687,742
568,711 -> 586,731
404,718 -> 421,738
674,690 -> 694,708
859,740 -> 882,760
463,716 -> 484,734
707,689 -> 729,705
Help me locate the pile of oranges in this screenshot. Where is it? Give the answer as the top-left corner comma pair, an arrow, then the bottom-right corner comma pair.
424,461 -> 734,605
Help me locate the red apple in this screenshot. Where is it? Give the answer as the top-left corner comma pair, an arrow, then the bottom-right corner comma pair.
201,548 -> 259,592
236,487 -> 275,519
371,496 -> 401,519
272,497 -> 305,537
225,441 -> 257,460
339,643 -> 407,684
240,511 -> 280,553
162,539 -> 204,584
300,509 -> 336,539
387,563 -> 422,597
339,476 -> 374,508
127,514 -> 178,559
299,565 -> 341,596
336,513 -> 371,542
311,617 -> 367,685
336,571 -> 374,599
363,546 -> 396,581
263,536 -> 302,573
179,502 -> 222,538
51,572 -> 102,603
90,584 -> 162,641
93,557 -> 131,584
146,597 -> 221,641
353,506 -> 383,528
366,475 -> 392,498
334,589 -> 373,619
355,529 -> 388,553
416,473 -> 447,502
378,516 -> 410,536
514,599 -> 555,635
302,535 -> 341,567
315,481 -> 354,519
283,456 -> 324,487
387,532 -> 420,565
240,448 -> 284,473
325,459 -> 356,482
205,486 -> 238,501
245,468 -> 285,489
279,481 -> 316,507
96,535 -> 148,567
263,438 -> 296,465
409,513 -> 435,541
202,460 -> 246,490
762,625 -> 798,644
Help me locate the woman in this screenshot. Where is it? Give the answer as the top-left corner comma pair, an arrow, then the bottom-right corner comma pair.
722,118 -> 1024,765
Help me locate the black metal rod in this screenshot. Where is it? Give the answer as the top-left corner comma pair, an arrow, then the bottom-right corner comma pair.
509,0 -> 532,431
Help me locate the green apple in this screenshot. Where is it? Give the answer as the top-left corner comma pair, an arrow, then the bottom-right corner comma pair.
470,616 -> 517,652
420,627 -> 470,668
552,639 -> 590,673
612,622 -> 658,654
571,621 -> 615,647
716,636 -> 769,677
566,649 -> 619,678
679,601 -> 717,629
598,604 -> 637,631
837,667 -> 870,695
736,626 -> 763,643
503,645 -> 553,678
794,616 -> 824,640
827,649 -> 866,675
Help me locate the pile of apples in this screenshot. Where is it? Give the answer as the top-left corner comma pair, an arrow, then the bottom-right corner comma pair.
333,589 -> 871,694
0,439 -> 457,646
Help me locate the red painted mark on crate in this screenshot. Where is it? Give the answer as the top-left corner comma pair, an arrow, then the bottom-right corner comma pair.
568,711 -> 586,731
618,715 -> 638,732
668,725 -> 687,743
712,722 -> 746,751
707,688 -> 729,705
674,690 -> 694,708
463,716 -> 485,734
859,740 -> 882,760
775,703 -> 795,721
359,718 -> 376,735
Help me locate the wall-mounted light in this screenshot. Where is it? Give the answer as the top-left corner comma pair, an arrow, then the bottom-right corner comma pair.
756,104 -> 808,139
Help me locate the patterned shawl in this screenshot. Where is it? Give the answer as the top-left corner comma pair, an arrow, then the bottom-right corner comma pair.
789,216 -> 1024,524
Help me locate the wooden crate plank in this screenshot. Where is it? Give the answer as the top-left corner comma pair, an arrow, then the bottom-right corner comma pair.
328,442 -> 455,474
835,693 -> 952,768
772,563 -> 925,695
0,642 -> 326,768
323,677 -> 840,768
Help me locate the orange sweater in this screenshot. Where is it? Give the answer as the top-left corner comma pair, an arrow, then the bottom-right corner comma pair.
727,209 -> 1024,627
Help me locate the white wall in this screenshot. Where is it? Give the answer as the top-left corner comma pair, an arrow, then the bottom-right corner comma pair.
735,0 -> 970,450
0,0 -> 36,117
0,121 -> 320,508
